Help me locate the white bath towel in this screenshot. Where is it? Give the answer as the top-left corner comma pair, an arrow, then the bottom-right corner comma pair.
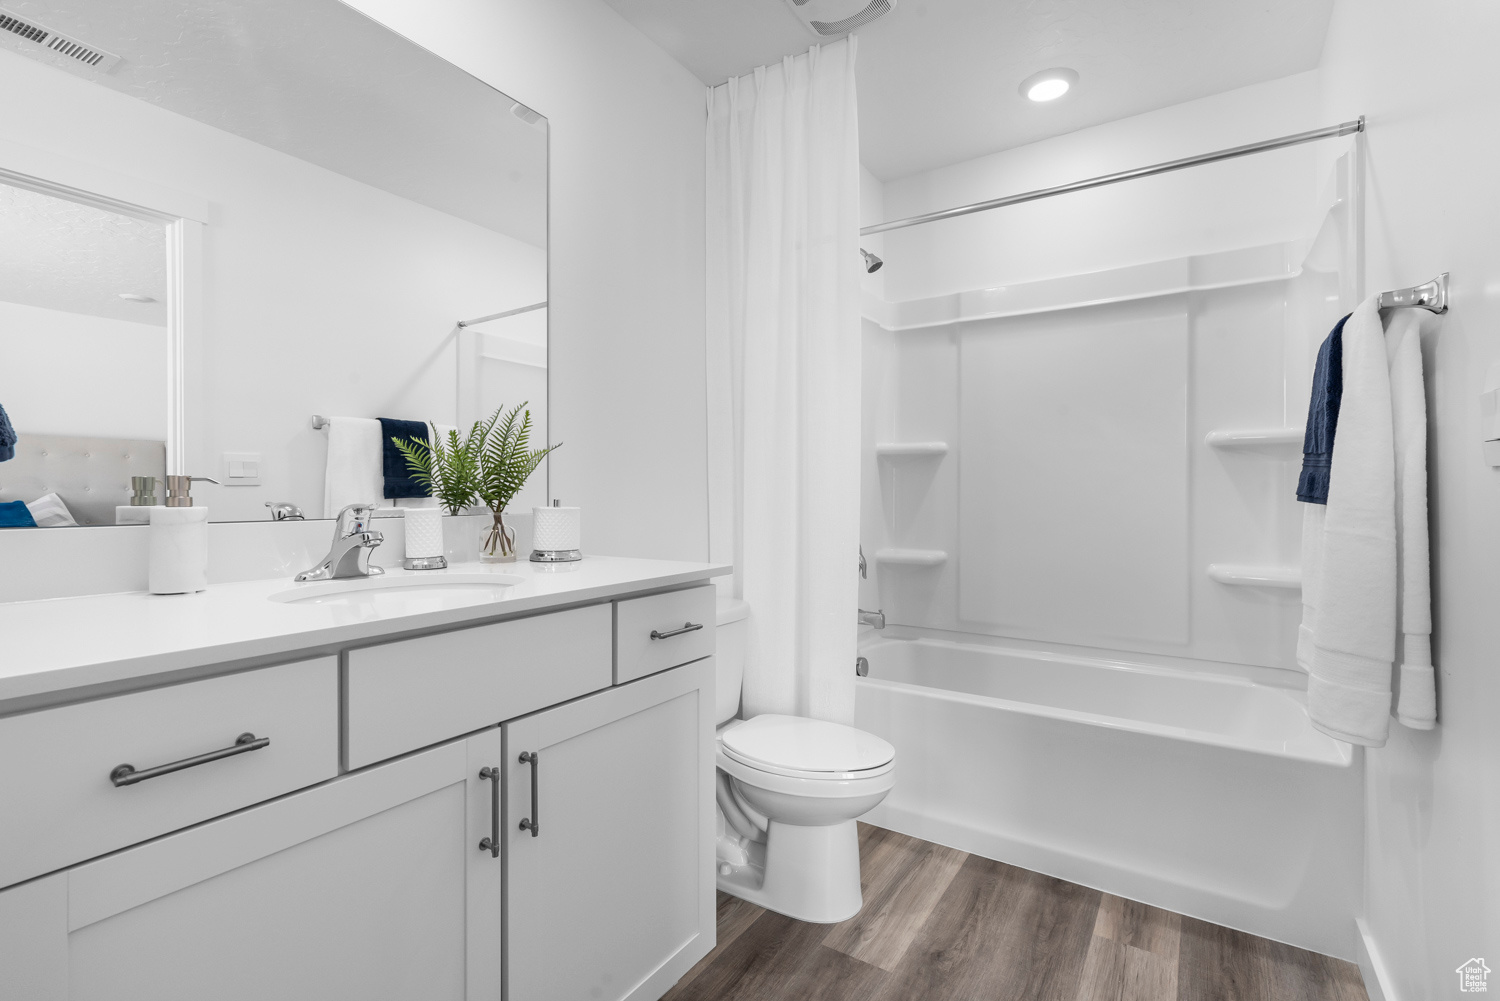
322,417 -> 383,518
1386,310 -> 1436,729
1302,296 -> 1398,746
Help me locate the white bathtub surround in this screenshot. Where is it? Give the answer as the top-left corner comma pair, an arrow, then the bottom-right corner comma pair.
1299,298 -> 1435,746
855,634 -> 1362,959
706,38 -> 863,723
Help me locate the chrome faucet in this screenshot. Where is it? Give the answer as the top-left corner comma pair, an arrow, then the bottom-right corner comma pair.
265,501 -> 305,522
296,503 -> 385,581
858,608 -> 885,630
859,545 -> 867,579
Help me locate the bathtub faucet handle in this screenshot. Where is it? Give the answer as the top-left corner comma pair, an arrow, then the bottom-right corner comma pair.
855,656 -> 869,677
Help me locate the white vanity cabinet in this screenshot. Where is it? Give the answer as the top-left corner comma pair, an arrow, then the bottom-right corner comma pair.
0,576 -> 720,1001
503,658 -> 715,1001
0,728 -> 505,1001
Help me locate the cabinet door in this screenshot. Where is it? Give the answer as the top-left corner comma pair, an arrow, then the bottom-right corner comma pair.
503,659 -> 715,1001
0,730 -> 504,1001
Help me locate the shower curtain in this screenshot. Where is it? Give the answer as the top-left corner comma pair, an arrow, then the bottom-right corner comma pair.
705,38 -> 862,725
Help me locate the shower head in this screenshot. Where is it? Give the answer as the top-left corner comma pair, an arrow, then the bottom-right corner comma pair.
861,248 -> 883,273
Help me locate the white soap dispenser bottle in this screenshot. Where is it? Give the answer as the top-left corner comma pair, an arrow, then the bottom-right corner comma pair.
149,476 -> 217,594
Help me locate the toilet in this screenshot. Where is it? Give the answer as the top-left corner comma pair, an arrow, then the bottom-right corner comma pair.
713,597 -> 896,924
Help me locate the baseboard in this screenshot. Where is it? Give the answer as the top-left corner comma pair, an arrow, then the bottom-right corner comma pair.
1354,918 -> 1398,1001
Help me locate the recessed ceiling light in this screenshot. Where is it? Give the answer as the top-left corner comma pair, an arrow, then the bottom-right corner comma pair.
118,293 -> 157,303
1020,68 -> 1078,103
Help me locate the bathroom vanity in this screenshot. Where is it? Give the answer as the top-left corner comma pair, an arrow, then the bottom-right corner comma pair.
0,558 -> 724,1000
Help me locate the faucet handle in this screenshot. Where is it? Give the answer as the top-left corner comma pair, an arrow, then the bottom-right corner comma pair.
335,502 -> 378,537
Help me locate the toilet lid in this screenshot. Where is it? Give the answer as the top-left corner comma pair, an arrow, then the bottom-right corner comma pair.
722,715 -> 895,774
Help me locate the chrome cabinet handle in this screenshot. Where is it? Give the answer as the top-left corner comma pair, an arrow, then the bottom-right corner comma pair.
518,751 -> 540,838
478,766 -> 500,857
650,621 -> 704,640
110,732 -> 269,787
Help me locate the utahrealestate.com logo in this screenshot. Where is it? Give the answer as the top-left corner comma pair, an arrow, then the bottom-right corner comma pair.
1458,959 -> 1491,992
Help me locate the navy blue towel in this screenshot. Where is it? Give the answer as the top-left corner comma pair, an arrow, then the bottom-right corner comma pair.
1297,314 -> 1350,504
0,500 -> 35,527
379,418 -> 430,499
0,403 -> 15,462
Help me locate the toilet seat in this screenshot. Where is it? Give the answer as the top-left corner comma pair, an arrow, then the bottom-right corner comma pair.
721,714 -> 895,780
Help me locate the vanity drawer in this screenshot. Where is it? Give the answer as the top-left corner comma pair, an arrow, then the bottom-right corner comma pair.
614,585 -> 716,684
0,657 -> 338,889
345,604 -> 612,770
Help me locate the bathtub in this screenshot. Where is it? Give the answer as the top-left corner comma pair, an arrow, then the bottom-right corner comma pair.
854,634 -> 1363,960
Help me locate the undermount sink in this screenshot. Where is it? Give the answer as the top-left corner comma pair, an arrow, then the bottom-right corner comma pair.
268,572 -> 525,612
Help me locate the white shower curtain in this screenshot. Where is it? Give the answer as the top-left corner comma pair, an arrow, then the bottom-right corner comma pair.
705,38 -> 862,725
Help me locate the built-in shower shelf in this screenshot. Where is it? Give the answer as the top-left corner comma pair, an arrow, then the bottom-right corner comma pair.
1207,564 -> 1302,589
875,441 -> 949,457
875,548 -> 949,567
1205,428 -> 1303,450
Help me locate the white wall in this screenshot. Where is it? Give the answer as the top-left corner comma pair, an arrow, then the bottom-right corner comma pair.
349,0 -> 710,562
860,73 -> 1352,681
0,299 -> 165,440
880,71 -> 1327,301
1318,1 -> 1500,995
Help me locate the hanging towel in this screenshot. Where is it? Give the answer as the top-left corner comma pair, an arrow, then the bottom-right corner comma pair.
322,417 -> 384,518
378,418 -> 430,499
1299,296 -> 1397,746
1386,310 -> 1436,729
0,403 -> 15,462
1297,315 -> 1350,503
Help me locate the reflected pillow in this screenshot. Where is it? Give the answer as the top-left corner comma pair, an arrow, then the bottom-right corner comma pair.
26,492 -> 77,528
0,500 -> 36,527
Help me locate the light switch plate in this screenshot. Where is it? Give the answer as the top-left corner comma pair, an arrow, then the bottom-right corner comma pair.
221,451 -> 262,486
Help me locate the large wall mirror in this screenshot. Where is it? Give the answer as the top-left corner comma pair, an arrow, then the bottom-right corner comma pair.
0,0 -> 547,527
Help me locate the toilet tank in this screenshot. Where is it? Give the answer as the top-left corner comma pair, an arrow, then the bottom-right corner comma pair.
715,597 -> 750,724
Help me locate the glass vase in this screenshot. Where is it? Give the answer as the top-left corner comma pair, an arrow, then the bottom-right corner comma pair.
480,510 -> 517,563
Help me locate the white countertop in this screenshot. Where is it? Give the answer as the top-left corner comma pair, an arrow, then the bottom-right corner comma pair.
0,557 -> 729,707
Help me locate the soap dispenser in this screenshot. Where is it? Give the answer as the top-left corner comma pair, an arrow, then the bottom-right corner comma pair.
149,476 -> 218,594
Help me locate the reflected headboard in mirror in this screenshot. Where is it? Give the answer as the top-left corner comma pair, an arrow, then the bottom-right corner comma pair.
0,434 -> 166,526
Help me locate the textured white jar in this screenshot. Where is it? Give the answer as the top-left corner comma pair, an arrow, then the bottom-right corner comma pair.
403,508 -> 443,559
148,506 -> 208,594
532,505 -> 581,553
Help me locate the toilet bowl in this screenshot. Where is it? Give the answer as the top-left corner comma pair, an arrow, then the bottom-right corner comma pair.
713,598 -> 896,924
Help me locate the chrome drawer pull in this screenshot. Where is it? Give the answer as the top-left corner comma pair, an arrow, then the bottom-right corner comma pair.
518,751 -> 540,838
110,732 -> 269,787
650,621 -> 703,641
478,766 -> 501,857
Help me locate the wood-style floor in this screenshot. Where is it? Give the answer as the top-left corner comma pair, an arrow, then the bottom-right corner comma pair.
664,824 -> 1368,1001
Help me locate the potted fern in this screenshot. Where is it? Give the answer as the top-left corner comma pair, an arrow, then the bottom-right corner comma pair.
392,425 -> 483,562
475,402 -> 559,562
392,427 -> 481,516
394,404 -> 559,564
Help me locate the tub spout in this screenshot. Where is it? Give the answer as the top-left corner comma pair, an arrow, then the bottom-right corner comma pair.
859,608 -> 885,629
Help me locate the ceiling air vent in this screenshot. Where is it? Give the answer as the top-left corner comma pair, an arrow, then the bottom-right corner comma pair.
783,0 -> 895,37
0,7 -> 120,72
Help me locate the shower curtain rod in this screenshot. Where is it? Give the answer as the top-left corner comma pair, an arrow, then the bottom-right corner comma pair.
457,301 -> 547,327
860,117 -> 1365,236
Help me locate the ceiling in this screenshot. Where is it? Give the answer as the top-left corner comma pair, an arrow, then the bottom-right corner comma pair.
601,0 -> 1335,181
0,0 -> 547,247
0,181 -> 167,324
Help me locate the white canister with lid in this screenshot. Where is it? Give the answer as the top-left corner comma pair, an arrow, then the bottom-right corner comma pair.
530,501 -> 581,562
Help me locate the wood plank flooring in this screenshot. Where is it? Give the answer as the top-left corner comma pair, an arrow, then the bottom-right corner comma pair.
663,824 -> 1368,1001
